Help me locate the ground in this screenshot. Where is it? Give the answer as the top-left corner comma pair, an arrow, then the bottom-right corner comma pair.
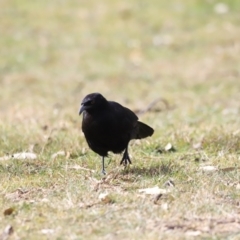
0,0 -> 240,239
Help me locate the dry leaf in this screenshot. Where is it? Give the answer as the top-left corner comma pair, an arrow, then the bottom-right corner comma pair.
98,193 -> 115,204
164,143 -> 176,152
0,152 -> 37,161
12,152 -> 37,160
153,194 -> 163,204
3,208 -> 15,216
0,225 -> 13,240
138,186 -> 170,195
99,192 -> 108,200
51,151 -> 65,159
192,142 -> 202,150
219,167 -> 237,172
68,165 -> 95,172
42,125 -> 48,131
65,151 -> 71,159
41,229 -> 54,234
5,189 -> 30,201
199,166 -> 218,172
185,230 -> 202,236
164,179 -> 175,187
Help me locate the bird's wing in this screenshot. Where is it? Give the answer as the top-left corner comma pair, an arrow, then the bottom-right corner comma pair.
108,101 -> 138,130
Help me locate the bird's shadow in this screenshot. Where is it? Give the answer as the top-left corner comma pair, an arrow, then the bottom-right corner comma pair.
121,162 -> 177,177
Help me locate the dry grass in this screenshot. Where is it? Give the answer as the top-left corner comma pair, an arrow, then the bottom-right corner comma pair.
1,0 -> 240,239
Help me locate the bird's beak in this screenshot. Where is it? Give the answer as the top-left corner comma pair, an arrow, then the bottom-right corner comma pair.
79,104 -> 85,115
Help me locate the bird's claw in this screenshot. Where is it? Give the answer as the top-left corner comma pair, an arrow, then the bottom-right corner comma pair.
120,151 -> 132,166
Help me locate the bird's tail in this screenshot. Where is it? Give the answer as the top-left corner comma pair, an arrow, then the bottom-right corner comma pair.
133,121 -> 154,139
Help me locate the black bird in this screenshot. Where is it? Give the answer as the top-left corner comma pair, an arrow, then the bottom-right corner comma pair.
79,93 -> 154,174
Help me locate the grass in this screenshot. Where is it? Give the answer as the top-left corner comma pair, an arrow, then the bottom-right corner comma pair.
1,0 -> 240,239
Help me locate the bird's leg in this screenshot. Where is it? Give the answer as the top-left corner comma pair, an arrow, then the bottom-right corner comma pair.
120,146 -> 132,166
102,156 -> 106,175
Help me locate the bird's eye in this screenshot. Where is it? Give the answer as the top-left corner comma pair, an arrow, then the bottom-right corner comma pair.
91,100 -> 95,105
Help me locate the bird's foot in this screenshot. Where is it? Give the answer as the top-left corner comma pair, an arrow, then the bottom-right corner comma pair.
101,156 -> 107,175
120,150 -> 132,166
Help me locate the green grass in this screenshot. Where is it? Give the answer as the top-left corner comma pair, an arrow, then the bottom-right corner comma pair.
1,0 -> 240,239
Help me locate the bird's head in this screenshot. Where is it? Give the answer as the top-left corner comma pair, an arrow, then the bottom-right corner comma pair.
79,93 -> 107,115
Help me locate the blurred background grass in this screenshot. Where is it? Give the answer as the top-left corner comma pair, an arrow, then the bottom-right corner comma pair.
1,0 -> 239,155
